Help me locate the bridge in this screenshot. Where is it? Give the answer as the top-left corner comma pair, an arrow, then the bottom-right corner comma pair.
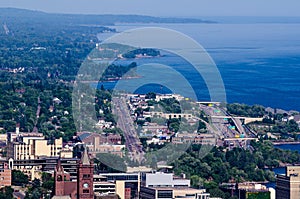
232,117 -> 245,134
148,112 -> 193,119
224,137 -> 258,141
211,115 -> 263,134
197,102 -> 221,105
211,116 -> 264,124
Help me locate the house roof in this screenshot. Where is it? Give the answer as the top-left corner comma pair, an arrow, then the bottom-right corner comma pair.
78,132 -> 91,141
13,192 -> 25,199
293,115 -> 300,122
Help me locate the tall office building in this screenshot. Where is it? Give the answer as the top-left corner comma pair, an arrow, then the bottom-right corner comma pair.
7,131 -> 63,180
7,132 -> 63,160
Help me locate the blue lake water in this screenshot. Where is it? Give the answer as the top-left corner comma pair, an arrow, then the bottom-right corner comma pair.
264,144 -> 300,188
274,144 -> 300,153
96,21 -> 300,111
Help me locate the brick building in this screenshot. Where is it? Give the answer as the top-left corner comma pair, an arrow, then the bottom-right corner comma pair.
52,148 -> 94,199
0,162 -> 11,187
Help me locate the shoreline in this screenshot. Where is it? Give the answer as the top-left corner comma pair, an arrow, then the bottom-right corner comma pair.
272,141 -> 300,145
78,76 -> 142,83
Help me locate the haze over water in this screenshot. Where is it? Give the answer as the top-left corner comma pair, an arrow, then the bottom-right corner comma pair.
97,19 -> 300,111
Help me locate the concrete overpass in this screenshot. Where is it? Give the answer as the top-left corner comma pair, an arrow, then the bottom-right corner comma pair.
211,116 -> 264,124
149,112 -> 193,119
232,117 -> 245,134
211,115 -> 263,134
224,137 -> 258,141
197,102 -> 221,105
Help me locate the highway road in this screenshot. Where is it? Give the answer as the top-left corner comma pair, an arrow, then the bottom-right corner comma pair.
112,96 -> 144,163
199,103 -> 252,149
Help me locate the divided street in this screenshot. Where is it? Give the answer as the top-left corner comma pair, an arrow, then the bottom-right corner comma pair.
112,96 -> 144,163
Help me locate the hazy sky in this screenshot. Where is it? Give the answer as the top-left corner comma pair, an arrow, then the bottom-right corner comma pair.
0,0 -> 299,17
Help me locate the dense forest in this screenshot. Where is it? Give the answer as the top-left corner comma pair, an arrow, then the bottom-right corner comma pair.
226,103 -> 265,117
0,8 -> 166,138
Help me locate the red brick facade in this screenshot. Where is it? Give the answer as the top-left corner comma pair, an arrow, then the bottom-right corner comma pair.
53,148 -> 94,199
77,149 -> 94,199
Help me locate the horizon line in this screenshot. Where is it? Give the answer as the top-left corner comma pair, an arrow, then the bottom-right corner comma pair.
1,7 -> 300,18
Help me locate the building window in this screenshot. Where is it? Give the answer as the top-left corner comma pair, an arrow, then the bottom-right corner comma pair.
157,190 -> 172,198
57,175 -> 62,181
83,190 -> 89,193
83,174 -> 91,179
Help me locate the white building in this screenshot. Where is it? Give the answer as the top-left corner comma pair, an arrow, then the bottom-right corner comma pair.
144,172 -> 190,188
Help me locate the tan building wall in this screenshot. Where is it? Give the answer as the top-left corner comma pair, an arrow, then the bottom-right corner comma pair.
0,134 -> 7,143
173,188 -> 206,198
60,149 -> 73,158
286,166 -> 300,199
12,136 -> 63,160
290,175 -> 300,199
8,134 -> 63,180
140,187 -> 208,199
276,166 -> 300,199
286,166 -> 300,176
115,180 -> 125,199
88,142 -> 125,157
35,140 -> 51,156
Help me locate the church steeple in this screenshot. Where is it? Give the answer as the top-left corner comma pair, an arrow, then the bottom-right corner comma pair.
81,146 -> 90,165
54,157 -> 65,196
56,157 -> 64,172
77,146 -> 94,199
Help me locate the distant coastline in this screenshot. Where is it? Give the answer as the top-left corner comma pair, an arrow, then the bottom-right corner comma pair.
0,7 -> 216,25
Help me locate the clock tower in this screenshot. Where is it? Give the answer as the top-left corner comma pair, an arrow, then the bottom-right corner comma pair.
77,147 -> 94,199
